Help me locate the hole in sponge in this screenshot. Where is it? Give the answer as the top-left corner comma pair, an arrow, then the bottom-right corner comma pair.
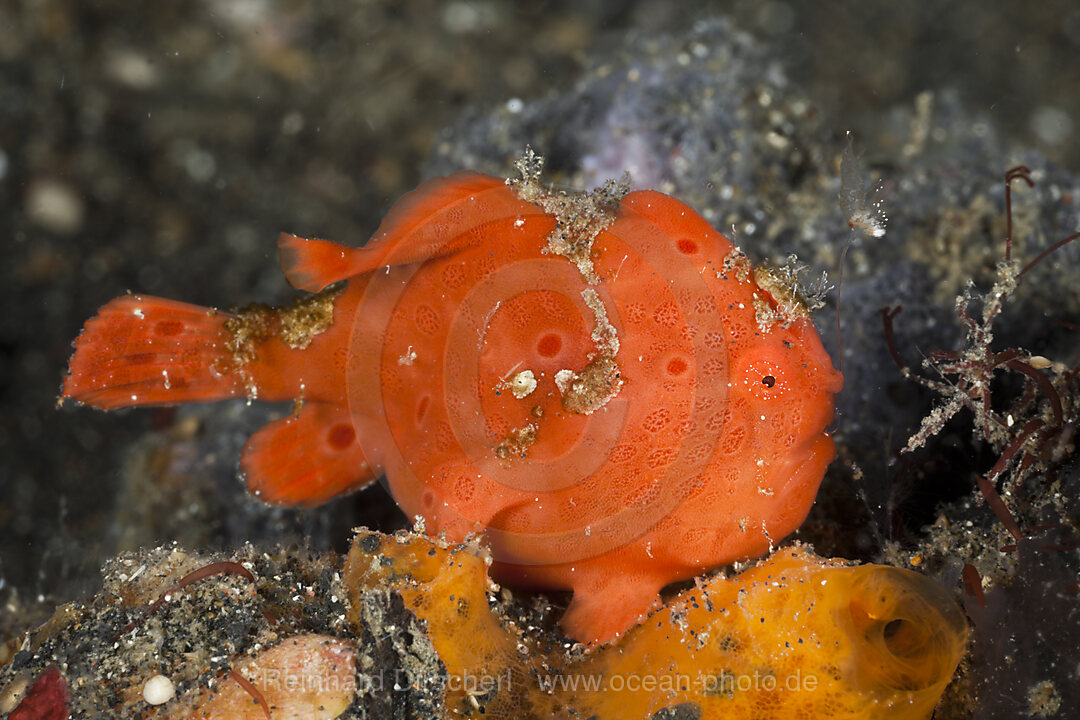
882,617 -> 929,660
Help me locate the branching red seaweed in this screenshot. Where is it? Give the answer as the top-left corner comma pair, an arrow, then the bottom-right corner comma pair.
1004,165 -> 1034,262
881,165 -> 1078,541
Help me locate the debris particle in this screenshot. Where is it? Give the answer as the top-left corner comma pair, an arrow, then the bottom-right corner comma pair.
581,288 -> 619,357
751,256 -> 826,330
222,304 -> 273,398
105,48 -> 160,89
556,355 -> 622,415
26,178 -> 86,235
220,284 -> 343,397
720,247 -> 752,283
223,305 -> 273,368
494,424 -> 537,459
509,147 -> 628,284
277,283 -> 343,349
555,288 -> 624,414
509,370 -> 537,399
1026,679 -> 1062,717
143,674 -> 175,705
839,132 -> 888,240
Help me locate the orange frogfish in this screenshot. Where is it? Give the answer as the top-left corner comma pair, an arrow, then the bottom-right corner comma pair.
347,530 -> 968,720
62,155 -> 843,645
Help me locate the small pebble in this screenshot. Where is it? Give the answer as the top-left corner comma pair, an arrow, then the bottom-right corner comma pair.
143,674 -> 175,705
25,179 -> 85,235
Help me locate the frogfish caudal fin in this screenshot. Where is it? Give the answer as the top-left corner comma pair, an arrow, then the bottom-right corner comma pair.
61,294 -> 246,409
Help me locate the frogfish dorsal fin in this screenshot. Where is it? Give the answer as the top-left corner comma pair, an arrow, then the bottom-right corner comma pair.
278,234 -> 363,292
279,171 -> 548,291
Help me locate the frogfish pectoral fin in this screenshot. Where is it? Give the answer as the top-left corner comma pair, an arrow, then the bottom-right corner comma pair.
242,400 -> 375,507
561,574 -> 664,647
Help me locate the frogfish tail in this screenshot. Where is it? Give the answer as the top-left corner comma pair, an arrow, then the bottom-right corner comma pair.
61,294 -> 245,409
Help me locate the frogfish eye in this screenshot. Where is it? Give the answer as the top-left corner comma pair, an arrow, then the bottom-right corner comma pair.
736,348 -> 788,400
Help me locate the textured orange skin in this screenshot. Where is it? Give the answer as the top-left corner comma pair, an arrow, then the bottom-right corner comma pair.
63,172 -> 842,645
583,547 -> 968,720
348,531 -> 968,720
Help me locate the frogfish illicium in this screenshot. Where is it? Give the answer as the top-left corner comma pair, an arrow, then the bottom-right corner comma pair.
62,154 -> 843,644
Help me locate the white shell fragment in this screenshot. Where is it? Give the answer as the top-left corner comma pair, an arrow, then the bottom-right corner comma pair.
143,674 -> 175,705
510,370 -> 537,398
